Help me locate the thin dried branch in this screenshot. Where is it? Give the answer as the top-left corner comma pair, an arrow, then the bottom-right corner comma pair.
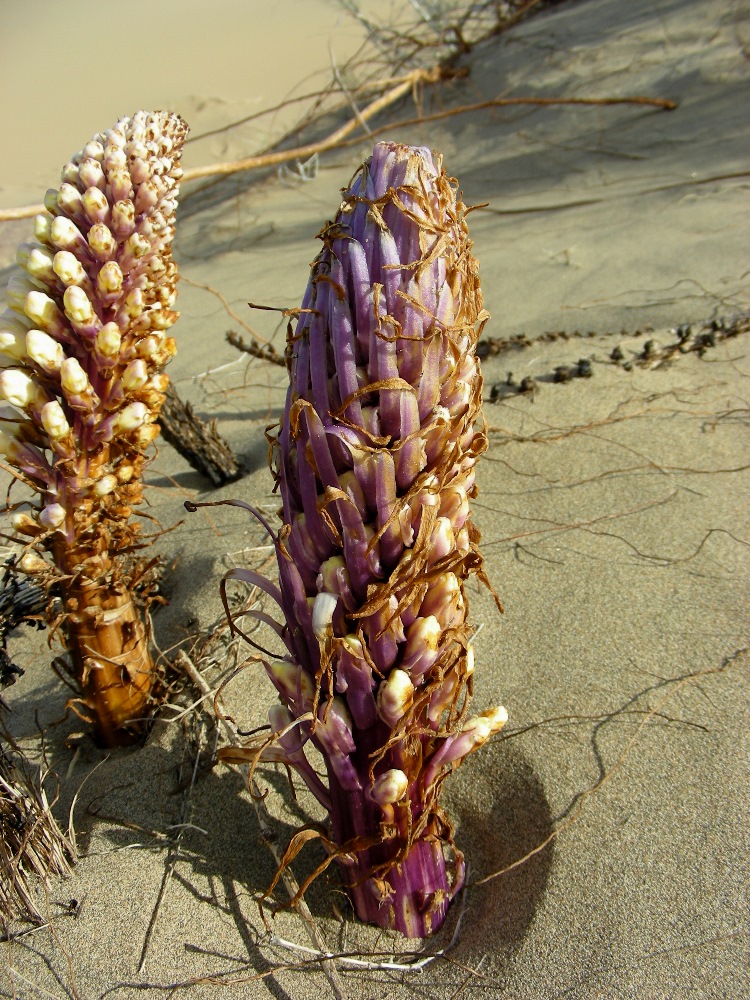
176,650 -> 347,1000
472,648 -> 748,887
0,726 -> 76,927
0,77 -> 676,222
137,722 -> 204,973
226,330 -> 286,368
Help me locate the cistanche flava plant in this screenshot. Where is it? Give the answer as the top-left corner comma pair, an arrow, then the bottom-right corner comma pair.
0,111 -> 187,746
225,142 -> 506,937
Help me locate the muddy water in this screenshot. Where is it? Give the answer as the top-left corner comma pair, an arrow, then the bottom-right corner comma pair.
0,0 -> 385,208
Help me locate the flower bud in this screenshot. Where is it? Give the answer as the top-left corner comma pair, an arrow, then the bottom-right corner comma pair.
19,551 -> 48,575
312,591 -> 338,641
0,428 -> 20,458
0,328 -> 26,361
95,322 -> 121,359
114,401 -> 148,432
376,669 -> 414,727
79,159 -> 105,191
57,183 -> 83,218
122,359 -> 148,391
111,199 -> 135,238
96,261 -> 123,298
268,660 -> 315,710
82,186 -> 110,224
26,329 -> 64,372
25,247 -> 56,284
60,357 -> 89,395
50,217 -> 86,252
10,511 -> 42,536
134,422 -> 160,448
87,223 -> 116,259
41,400 -> 71,439
461,706 -> 508,747
33,214 -> 53,246
24,290 -> 68,337
124,232 -> 150,260
53,250 -> 87,287
427,516 -> 455,565
5,275 -> 38,312
401,615 -> 441,677
370,769 -> 408,806
0,369 -> 46,410
43,188 -> 60,215
39,503 -> 66,529
94,474 -> 118,497
63,286 -> 97,327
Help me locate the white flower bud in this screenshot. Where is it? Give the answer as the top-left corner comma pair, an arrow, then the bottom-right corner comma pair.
428,516 -> 455,565
60,357 -> 89,395
370,769 -> 409,806
53,250 -> 87,286
116,462 -> 135,483
25,247 -> 56,283
0,428 -> 21,458
41,400 -> 71,439
137,335 -> 161,358
57,182 -> 83,217
0,329 -> 26,361
5,275 -> 37,311
19,551 -> 48,575
312,591 -> 338,641
63,286 -> 96,326
50,216 -> 84,251
0,369 -> 44,410
79,160 -> 105,192
43,188 -> 59,214
134,180 -> 159,213
269,661 -> 315,707
105,127 -> 126,150
82,140 -> 104,161
94,474 -> 118,497
88,223 -> 116,258
96,261 -> 123,296
123,287 -> 143,317
24,290 -> 66,335
82,186 -> 109,223
114,401 -> 148,432
461,706 -> 508,747
95,322 -> 121,358
122,359 -> 148,391
60,161 -> 80,185
39,503 -> 66,529
104,145 -> 127,169
10,511 -> 41,535
377,669 -> 414,727
26,329 -> 64,371
135,422 -> 160,449
33,214 -> 53,246
125,232 -> 150,259
111,199 -> 135,235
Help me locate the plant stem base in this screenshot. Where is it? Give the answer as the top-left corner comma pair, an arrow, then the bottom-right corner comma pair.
65,585 -> 154,747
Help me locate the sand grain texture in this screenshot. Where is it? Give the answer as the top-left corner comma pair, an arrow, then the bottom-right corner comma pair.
1,0 -> 748,997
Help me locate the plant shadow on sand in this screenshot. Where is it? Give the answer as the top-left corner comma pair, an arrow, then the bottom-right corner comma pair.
445,740 -> 554,956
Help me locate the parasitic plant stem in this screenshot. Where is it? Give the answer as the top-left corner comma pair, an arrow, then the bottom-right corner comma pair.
236,142 -> 506,937
1,111 -> 187,746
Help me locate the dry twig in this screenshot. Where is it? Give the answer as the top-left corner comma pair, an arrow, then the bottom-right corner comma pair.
175,650 -> 347,1000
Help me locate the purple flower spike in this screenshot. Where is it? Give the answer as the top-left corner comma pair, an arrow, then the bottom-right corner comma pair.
257,143 -> 506,937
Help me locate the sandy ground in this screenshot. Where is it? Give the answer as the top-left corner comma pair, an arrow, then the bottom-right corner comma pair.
1,0 -> 749,997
